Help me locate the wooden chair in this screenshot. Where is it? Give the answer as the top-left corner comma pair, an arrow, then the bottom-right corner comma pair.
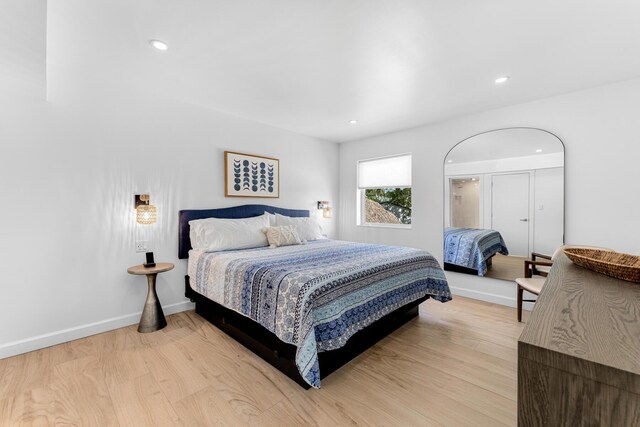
529,252 -> 553,277
516,245 -> 613,321
516,259 -> 552,322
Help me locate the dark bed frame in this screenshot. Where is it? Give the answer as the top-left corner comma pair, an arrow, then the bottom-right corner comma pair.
444,255 -> 493,276
179,204 -> 426,389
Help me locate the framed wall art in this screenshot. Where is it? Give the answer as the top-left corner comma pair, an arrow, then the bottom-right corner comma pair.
224,151 -> 280,198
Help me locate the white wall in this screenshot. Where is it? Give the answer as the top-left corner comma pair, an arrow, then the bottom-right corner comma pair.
0,84 -> 339,358
533,167 -> 564,255
0,0 -> 46,98
339,77 -> 640,306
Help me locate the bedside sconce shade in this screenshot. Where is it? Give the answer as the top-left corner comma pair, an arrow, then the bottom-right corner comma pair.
317,200 -> 332,219
135,194 -> 157,225
137,204 -> 157,224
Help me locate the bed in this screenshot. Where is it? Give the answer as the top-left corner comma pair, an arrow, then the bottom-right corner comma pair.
180,205 -> 451,389
443,227 -> 509,276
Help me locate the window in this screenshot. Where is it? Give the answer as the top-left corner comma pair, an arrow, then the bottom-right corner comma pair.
357,154 -> 412,226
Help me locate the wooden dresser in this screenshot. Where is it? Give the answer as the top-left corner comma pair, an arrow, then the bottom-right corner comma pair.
518,254 -> 640,426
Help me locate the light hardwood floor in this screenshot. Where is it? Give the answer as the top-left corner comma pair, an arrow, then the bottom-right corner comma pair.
0,297 -> 526,426
484,254 -> 528,281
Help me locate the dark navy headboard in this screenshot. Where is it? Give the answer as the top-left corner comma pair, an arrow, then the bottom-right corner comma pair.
178,204 -> 310,259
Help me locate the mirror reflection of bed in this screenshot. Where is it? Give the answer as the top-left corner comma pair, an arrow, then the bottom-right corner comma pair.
443,128 -> 565,282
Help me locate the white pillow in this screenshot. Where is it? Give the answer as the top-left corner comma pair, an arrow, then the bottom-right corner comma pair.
275,213 -> 324,241
264,211 -> 276,226
189,213 -> 269,252
263,225 -> 302,248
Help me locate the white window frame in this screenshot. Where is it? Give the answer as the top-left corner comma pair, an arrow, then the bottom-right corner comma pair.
357,153 -> 412,229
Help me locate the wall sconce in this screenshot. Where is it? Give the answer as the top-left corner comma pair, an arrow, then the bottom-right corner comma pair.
135,194 -> 157,224
317,200 -> 332,219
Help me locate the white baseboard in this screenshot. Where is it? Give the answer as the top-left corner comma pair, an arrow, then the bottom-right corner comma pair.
449,286 -> 535,311
0,287 -> 533,360
0,300 -> 194,359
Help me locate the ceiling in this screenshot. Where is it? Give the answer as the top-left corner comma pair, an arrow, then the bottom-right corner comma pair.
37,1 -> 640,141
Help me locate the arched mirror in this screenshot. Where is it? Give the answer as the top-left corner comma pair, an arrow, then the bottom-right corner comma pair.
443,128 -> 564,281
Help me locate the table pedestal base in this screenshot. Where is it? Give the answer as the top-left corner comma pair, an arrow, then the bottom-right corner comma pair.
138,273 -> 167,333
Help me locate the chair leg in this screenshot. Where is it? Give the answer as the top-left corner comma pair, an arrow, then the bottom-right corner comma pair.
517,285 -> 523,322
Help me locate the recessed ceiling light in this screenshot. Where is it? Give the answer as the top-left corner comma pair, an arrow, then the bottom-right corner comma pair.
495,76 -> 510,84
536,148 -> 543,153
149,40 -> 168,51
349,120 -> 358,124
471,178 -> 476,181
447,159 -> 453,163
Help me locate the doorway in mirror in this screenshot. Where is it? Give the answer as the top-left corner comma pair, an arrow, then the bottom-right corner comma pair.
444,128 -> 565,282
450,177 -> 480,228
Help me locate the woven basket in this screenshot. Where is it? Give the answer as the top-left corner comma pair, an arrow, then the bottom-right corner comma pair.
563,248 -> 640,283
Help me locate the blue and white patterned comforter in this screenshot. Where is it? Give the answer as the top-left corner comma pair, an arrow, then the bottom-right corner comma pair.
444,227 -> 509,276
189,239 -> 451,388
